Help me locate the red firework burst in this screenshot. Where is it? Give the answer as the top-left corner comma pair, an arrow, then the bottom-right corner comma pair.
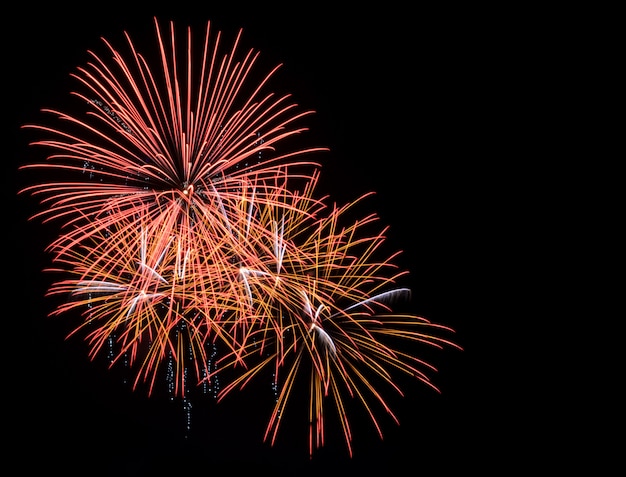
19,17 -> 460,458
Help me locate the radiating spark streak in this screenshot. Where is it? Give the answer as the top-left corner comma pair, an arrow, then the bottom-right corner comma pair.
126,290 -> 167,317
239,266 -> 273,305
73,280 -> 128,293
272,217 -> 286,273
310,323 -> 337,358
136,262 -> 168,284
337,288 -> 412,315
245,187 -> 256,238
176,245 -> 193,280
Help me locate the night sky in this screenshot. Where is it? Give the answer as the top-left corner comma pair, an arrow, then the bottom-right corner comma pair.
4,3 -> 557,476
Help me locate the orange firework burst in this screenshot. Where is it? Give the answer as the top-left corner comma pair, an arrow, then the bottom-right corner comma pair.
212,192 -> 461,457
19,17 -> 460,458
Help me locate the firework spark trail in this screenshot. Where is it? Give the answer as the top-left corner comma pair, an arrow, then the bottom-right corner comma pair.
20,17 -> 461,457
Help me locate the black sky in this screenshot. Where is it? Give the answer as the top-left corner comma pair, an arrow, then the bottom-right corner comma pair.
5,3 -> 546,476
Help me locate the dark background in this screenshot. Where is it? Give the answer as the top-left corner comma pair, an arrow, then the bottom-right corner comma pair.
4,2 -> 595,476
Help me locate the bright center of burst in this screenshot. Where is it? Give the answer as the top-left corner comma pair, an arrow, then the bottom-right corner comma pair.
182,184 -> 194,197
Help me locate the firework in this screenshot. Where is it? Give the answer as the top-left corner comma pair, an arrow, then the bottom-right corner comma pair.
20,16 -> 325,394
20,17 -> 324,259
211,192 -> 461,457
20,17 -> 460,457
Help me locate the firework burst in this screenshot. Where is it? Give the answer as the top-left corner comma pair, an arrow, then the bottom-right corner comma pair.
212,192 -> 461,456
19,17 -> 460,457
20,17 -> 324,259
